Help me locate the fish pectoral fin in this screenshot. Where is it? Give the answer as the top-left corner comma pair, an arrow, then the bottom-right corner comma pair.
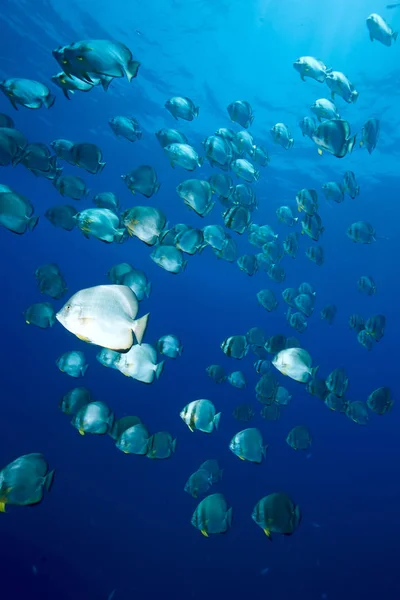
238,455 -> 246,461
78,428 -> 85,436
263,528 -> 272,540
317,148 -> 323,156
201,529 -> 209,537
188,426 -> 194,432
76,334 -> 91,343
0,502 -> 6,513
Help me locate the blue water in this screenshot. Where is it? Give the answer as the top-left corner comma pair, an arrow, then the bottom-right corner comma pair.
1,0 -> 399,598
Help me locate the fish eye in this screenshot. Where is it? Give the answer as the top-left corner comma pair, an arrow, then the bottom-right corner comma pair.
77,56 -> 84,61
62,59 -> 68,65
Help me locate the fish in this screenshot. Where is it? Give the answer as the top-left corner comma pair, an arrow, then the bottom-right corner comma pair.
165,96 -> 199,121
122,206 -> 167,245
0,453 -> 55,511
311,119 -> 356,158
156,335 -> 183,359
53,174 -> 89,200
286,426 -> 312,450
227,100 -> 254,128
156,128 -> 188,148
227,371 -> 247,389
191,493 -> 232,536
109,116 -> 142,142
114,343 -> 164,383
116,423 -> 150,454
252,492 -> 301,539
56,285 -> 149,351
164,143 -> 203,170
229,428 -> 267,463
0,78 -> 55,110
184,469 -> 212,498
176,179 -> 215,217
150,246 -> 187,274
75,208 -> 126,243
59,387 -> 93,415
360,118 -> 380,154
55,39 -> 140,82
72,401 -> 114,435
293,56 -> 329,82
70,142 -> 105,174
180,399 -> 221,433
45,205 -> 77,230
146,432 -> 176,459
272,348 -> 318,383
24,302 -> 56,328
0,190 -> 39,234
206,365 -> 226,383
366,13 -> 397,46
56,351 -> 88,378
122,165 -> 160,198
325,70 -> 358,103
270,123 -> 294,149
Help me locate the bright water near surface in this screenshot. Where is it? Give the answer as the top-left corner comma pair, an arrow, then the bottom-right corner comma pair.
0,0 -> 399,598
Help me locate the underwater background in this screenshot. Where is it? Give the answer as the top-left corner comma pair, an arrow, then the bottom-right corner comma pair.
0,0 -> 399,598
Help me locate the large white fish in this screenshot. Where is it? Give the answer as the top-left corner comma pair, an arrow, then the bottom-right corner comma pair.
272,348 -> 318,383
56,285 -> 149,351
366,13 -> 398,46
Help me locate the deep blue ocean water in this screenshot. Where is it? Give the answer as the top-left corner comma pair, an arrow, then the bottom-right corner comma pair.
0,0 -> 399,598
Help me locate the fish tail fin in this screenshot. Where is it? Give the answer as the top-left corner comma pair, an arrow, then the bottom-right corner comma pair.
45,94 -> 56,109
126,60 -> 141,82
154,181 -> 161,195
114,228 -> 126,244
28,216 -> 39,232
145,281 -> 152,298
219,468 -> 224,480
263,528 -> 273,541
254,169 -> 260,181
171,438 -> 177,453
81,364 -> 89,376
131,312 -> 149,344
289,138 -> 294,149
198,156 -> 204,167
155,360 -> 164,379
195,106 -> 200,117
45,469 -> 55,492
49,155 -> 58,169
250,114 -> 255,125
137,130 -> 143,140
393,31 -> 398,42
311,366 -> 319,379
262,444 -> 269,457
99,162 -> 106,173
100,76 -> 113,91
347,135 -> 357,154
11,151 -> 23,167
213,412 -> 222,430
